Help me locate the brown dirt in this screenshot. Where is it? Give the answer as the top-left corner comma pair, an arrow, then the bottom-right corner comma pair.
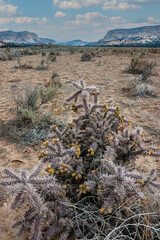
0,50 -> 160,239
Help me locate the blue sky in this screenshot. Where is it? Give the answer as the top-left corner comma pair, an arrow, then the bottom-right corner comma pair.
0,0 -> 160,42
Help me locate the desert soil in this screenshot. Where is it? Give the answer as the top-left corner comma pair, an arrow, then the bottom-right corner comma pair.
0,51 -> 160,239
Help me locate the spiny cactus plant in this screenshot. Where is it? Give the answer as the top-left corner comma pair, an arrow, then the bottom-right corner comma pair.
0,80 -> 160,239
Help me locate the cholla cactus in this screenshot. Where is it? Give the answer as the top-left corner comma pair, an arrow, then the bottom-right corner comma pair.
0,164 -> 66,239
0,80 -> 160,239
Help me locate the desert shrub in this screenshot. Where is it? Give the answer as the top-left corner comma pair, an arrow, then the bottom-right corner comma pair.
0,53 -> 8,61
136,83 -> 154,97
1,80 -> 160,239
0,52 -> 14,61
14,56 -> 33,69
35,60 -> 49,71
48,51 -> 57,62
123,77 -> 156,98
69,47 -> 76,54
49,71 -> 62,88
11,85 -> 57,124
41,51 -> 46,57
81,51 -> 92,61
126,57 -> 156,77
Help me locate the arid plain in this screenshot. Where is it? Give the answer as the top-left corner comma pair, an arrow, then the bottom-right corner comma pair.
0,48 -> 160,239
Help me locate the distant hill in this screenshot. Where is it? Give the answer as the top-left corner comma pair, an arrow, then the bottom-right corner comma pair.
0,30 -> 56,45
88,25 -> 160,47
58,39 -> 89,46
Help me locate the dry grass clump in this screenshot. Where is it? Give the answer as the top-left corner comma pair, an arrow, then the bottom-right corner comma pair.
35,59 -> 49,71
49,71 -> 62,88
9,84 -> 58,145
11,85 -> 56,124
0,80 -> 160,239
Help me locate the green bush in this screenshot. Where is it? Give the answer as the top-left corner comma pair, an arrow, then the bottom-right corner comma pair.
11,85 -> 57,124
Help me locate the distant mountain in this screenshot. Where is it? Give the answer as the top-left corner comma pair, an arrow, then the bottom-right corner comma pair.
40,38 -> 56,45
0,30 -> 56,45
88,25 -> 160,47
58,39 -> 89,46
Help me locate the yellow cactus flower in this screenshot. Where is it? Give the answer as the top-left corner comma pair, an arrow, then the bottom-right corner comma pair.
148,149 -> 154,155
48,168 -> 54,174
72,173 -> 82,180
100,208 -> 105,214
77,183 -> 89,196
41,172 -> 46,177
138,179 -> 145,185
59,162 -> 69,174
107,209 -> 112,214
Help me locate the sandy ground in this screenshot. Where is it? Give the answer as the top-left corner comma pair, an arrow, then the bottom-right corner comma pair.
0,50 -> 160,239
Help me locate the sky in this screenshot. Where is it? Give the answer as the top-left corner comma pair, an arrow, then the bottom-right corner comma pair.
0,0 -> 160,42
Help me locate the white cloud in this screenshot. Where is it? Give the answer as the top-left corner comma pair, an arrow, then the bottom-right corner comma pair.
109,16 -> 126,23
55,11 -> 66,17
0,17 -> 14,24
53,0 -> 143,10
54,0 -> 59,4
76,12 -> 107,21
58,1 -> 81,9
15,17 -> 48,24
54,0 -> 102,9
0,0 -> 18,16
103,0 -> 140,10
148,17 -> 160,23
41,17 -> 48,23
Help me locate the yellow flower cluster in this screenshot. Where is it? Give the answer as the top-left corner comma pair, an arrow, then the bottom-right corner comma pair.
103,103 -> 108,112
77,182 -> 89,196
115,107 -> 121,117
46,165 -> 54,174
59,162 -> 69,174
137,179 -> 145,185
72,173 -> 82,180
52,138 -> 59,144
72,104 -> 78,113
119,115 -> 125,124
72,142 -> 81,158
88,148 -> 94,156
147,149 -> 154,155
106,133 -> 113,143
38,151 -> 48,160
100,208 -> 112,214
157,147 -> 160,151
41,140 -> 49,149
68,121 -> 75,129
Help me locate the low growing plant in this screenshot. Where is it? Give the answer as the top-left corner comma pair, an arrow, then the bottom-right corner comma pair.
81,51 -> 93,61
11,84 -> 57,124
126,57 -> 156,81
1,80 -> 160,239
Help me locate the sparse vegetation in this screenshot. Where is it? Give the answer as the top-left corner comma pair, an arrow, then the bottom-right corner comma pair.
48,50 -> 57,62
1,80 -> 159,239
11,84 -> 57,124
126,57 -> 156,78
14,55 -> 33,69
35,59 -> 49,71
81,51 -> 93,61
